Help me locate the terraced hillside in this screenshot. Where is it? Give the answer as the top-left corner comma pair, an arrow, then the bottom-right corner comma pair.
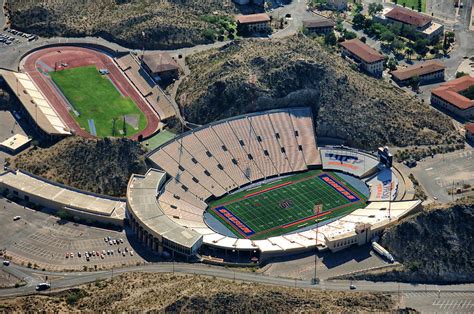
177,37 -> 462,150
8,0 -> 239,49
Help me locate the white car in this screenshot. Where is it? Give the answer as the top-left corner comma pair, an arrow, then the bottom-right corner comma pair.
130,251 -> 134,256
13,216 -> 21,221
3,260 -> 10,266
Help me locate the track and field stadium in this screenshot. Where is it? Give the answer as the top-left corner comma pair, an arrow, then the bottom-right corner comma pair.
19,46 -> 160,140
125,108 -> 421,264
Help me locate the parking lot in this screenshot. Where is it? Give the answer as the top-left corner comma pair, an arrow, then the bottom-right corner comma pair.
408,147 -> 474,202
0,29 -> 37,47
0,197 -> 150,272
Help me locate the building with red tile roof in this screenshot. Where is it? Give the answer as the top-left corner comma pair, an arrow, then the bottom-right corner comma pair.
385,6 -> 432,27
391,60 -> 445,86
340,39 -> 384,77
236,13 -> 271,33
465,123 -> 474,142
431,75 -> 474,119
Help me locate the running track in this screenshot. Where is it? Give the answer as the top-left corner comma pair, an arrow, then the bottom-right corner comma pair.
22,46 -> 160,140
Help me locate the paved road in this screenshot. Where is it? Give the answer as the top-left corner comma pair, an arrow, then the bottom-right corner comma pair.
1,261 -> 473,299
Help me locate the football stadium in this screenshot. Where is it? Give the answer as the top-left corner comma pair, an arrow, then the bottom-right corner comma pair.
124,107 -> 421,264
1,45 -> 161,140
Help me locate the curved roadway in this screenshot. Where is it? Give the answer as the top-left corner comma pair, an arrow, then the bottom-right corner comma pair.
1,261 -> 473,299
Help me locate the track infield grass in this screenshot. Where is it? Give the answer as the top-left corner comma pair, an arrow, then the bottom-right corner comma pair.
50,66 -> 147,137
208,170 -> 368,240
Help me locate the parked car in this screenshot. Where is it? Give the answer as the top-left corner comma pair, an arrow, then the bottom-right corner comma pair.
3,260 -> 10,266
13,216 -> 21,221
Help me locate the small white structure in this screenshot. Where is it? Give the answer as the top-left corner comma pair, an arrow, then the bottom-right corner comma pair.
0,134 -> 31,154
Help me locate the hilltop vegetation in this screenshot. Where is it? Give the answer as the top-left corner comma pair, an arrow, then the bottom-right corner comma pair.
177,37 -> 461,150
0,273 -> 396,312
9,137 -> 147,196
8,0 -> 239,49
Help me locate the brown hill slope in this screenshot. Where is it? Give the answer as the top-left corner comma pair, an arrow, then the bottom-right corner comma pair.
177,37 -> 461,150
9,137 -> 147,196
344,199 -> 474,284
8,0 -> 238,49
0,273 -> 395,312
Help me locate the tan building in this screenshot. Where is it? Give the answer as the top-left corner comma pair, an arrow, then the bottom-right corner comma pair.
141,52 -> 180,83
465,123 -> 474,143
0,170 -> 126,226
431,75 -> 474,119
340,39 -> 384,78
236,13 -> 271,34
391,60 -> 446,86
303,18 -> 335,35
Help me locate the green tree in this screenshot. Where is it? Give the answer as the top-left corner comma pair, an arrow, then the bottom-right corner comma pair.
380,30 -> 395,42
352,13 -> 365,28
368,3 -> 384,16
324,31 -> 337,46
413,38 -> 429,56
391,38 -> 405,51
386,57 -> 398,71
343,30 -> 357,40
409,75 -> 421,91
455,71 -> 468,78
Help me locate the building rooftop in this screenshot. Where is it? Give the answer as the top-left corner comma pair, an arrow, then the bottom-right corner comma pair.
142,52 -> 179,74
237,13 -> 271,24
0,170 -> 126,218
392,60 -> 446,81
303,18 -> 335,28
432,75 -> 474,110
0,70 -> 70,136
465,123 -> 474,134
0,134 -> 31,152
340,39 -> 384,63
385,6 -> 432,27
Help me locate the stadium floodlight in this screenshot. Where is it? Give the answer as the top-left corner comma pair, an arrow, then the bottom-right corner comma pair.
312,203 -> 321,285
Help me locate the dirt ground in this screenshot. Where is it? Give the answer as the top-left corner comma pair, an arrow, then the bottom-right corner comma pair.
0,270 -> 22,289
0,272 -> 396,312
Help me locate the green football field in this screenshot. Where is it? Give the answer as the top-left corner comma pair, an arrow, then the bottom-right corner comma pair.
208,170 -> 367,240
50,66 -> 147,137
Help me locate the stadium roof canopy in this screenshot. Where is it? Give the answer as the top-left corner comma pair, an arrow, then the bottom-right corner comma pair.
0,70 -> 70,136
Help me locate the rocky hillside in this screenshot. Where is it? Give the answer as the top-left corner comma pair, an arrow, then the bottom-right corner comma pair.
8,0 -> 239,49
9,137 -> 147,196
177,37 -> 461,150
346,199 -> 473,284
0,273 -> 395,312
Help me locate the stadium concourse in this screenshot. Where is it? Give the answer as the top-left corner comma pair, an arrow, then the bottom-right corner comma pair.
127,108 -> 421,264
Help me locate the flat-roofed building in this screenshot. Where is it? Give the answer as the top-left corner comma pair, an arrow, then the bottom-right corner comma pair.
141,52 -> 180,83
340,39 -> 384,77
0,134 -> 31,154
465,123 -> 474,142
431,75 -> 474,119
236,13 -> 271,33
0,170 -> 126,226
303,18 -> 335,34
391,60 -> 446,86
376,6 -> 444,41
